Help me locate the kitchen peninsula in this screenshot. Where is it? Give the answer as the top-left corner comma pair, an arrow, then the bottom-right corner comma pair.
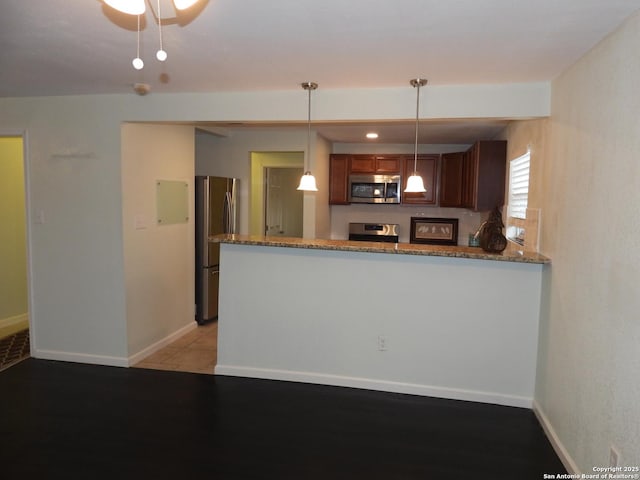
212,235 -> 550,408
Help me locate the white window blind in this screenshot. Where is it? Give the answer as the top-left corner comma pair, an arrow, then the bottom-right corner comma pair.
508,151 -> 530,219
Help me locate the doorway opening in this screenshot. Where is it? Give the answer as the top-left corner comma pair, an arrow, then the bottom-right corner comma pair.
249,151 -> 304,237
264,167 -> 303,237
0,135 -> 30,371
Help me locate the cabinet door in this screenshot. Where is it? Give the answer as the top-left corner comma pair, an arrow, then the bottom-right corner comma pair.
401,154 -> 438,205
349,155 -> 376,173
461,141 -> 507,211
439,152 -> 464,207
462,147 -> 477,209
374,155 -> 401,174
349,155 -> 401,174
329,154 -> 350,205
474,141 -> 507,211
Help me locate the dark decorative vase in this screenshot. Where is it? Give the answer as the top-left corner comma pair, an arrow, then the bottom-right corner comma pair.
478,207 -> 508,253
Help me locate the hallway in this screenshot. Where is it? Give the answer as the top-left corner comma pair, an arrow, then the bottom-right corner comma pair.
133,321 -> 217,374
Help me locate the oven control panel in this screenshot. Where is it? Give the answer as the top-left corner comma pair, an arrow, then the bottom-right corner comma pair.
348,223 -> 399,243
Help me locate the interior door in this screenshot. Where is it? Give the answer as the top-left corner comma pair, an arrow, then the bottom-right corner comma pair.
264,167 -> 303,237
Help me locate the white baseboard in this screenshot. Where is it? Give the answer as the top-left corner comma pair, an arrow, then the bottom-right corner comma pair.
214,365 -> 533,408
31,322 -> 198,369
33,349 -> 129,367
127,321 -> 198,366
533,400 -> 580,474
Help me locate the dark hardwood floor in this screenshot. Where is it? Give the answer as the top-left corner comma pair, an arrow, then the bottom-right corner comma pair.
0,359 -> 565,479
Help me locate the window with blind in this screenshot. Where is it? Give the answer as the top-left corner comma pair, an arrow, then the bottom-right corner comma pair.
506,151 -> 530,245
508,152 -> 530,219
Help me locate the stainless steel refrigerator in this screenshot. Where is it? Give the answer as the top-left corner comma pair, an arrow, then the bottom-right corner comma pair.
195,176 -> 238,324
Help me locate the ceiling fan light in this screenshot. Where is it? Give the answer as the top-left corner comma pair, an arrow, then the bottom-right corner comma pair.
104,0 -> 146,15
173,0 -> 199,10
297,172 -> 318,192
404,174 -> 427,193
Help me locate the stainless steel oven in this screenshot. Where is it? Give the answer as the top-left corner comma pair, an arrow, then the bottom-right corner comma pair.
348,174 -> 401,204
348,223 -> 399,243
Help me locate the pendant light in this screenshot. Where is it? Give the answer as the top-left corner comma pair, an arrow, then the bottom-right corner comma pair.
404,78 -> 428,193
297,82 -> 319,192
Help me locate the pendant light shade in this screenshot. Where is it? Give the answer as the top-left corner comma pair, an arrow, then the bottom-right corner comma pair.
405,174 -> 426,193
104,0 -> 146,15
297,82 -> 319,192
404,78 -> 428,193
297,172 -> 318,191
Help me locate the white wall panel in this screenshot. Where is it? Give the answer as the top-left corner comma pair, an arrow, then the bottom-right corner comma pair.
216,243 -> 544,407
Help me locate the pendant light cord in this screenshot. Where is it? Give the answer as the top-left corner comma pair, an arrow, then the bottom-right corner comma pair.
157,0 -> 164,53
301,82 -> 317,173
137,14 -> 141,60
413,81 -> 421,175
307,85 -> 312,173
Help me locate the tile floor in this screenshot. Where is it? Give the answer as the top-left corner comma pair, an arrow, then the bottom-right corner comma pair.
133,321 -> 217,374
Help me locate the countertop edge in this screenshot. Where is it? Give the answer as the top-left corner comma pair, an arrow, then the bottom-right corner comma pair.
211,234 -> 551,265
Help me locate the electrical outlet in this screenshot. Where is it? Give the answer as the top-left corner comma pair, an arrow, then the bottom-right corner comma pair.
377,335 -> 387,351
609,445 -> 620,468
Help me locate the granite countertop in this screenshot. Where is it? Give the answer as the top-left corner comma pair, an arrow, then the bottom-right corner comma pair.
211,234 -> 550,264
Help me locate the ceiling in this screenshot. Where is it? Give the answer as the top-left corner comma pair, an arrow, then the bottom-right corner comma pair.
194,119 -> 513,145
2,0 -> 639,143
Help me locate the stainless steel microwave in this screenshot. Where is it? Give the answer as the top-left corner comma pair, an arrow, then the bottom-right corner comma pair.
348,174 -> 402,204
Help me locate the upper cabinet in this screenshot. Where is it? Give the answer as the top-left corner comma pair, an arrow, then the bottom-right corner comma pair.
331,142 -> 506,210
464,140 -> 507,211
439,141 -> 507,211
329,154 -> 350,205
439,152 -> 464,207
401,154 -> 438,205
329,154 -> 403,205
350,155 -> 402,174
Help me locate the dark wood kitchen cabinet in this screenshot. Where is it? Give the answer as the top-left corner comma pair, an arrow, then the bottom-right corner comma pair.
401,154 -> 438,205
439,141 -> 506,211
329,154 -> 350,205
463,140 -> 507,211
329,154 -> 403,204
349,155 -> 401,174
439,152 -> 464,207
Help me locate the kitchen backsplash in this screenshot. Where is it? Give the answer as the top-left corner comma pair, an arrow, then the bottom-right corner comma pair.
330,204 -> 488,245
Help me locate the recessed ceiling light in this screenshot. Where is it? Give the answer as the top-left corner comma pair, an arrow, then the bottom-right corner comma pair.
366,132 -> 379,139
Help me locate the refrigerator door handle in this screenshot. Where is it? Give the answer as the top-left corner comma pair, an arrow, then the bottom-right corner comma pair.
202,177 -> 211,266
223,192 -> 230,233
224,191 -> 236,234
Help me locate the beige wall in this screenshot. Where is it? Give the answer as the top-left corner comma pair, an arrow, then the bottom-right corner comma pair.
534,12 -> 640,471
498,118 -> 550,251
499,119 -> 549,220
0,136 -> 28,336
309,134 -> 331,239
121,123 -> 195,358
